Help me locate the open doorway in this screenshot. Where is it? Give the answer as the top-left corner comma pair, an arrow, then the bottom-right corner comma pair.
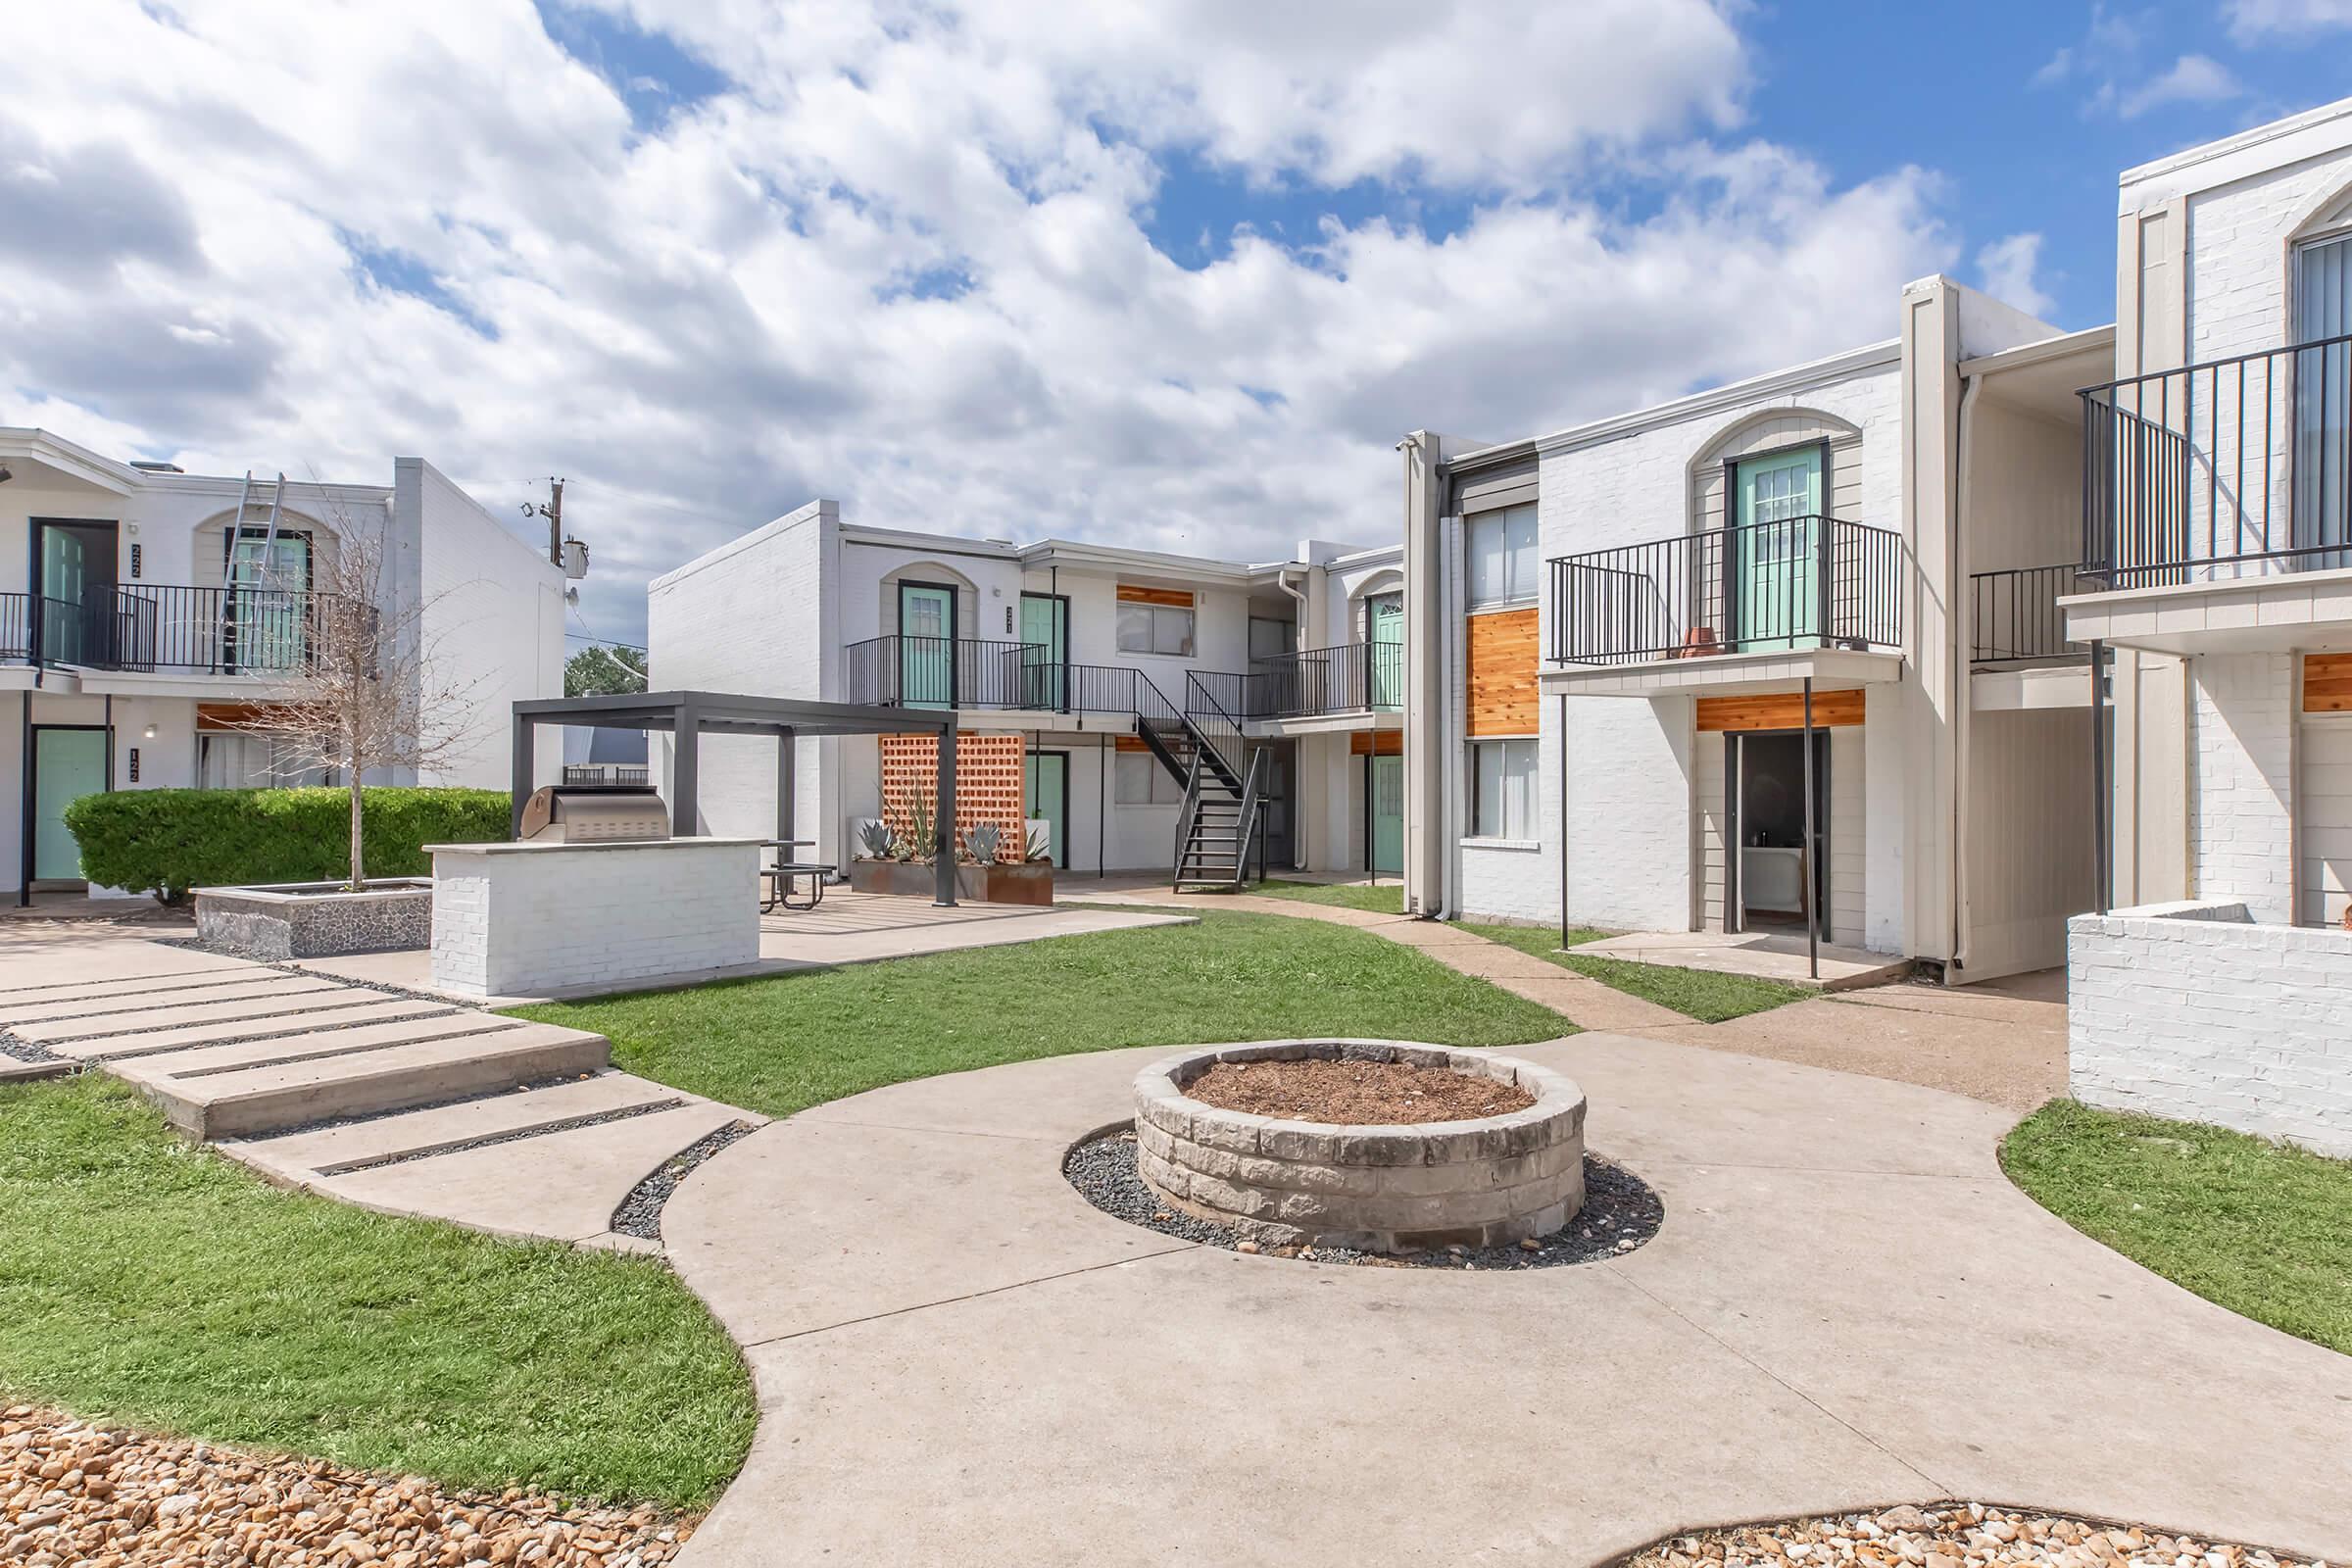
1724,729 -> 1829,940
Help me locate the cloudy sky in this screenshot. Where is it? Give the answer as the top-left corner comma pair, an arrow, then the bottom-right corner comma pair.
4,1 -> 2349,649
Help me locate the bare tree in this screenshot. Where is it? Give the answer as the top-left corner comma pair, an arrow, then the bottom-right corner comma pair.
221,501 -> 483,890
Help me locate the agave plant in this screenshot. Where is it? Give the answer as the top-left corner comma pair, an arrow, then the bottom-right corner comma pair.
856,818 -> 899,861
1023,823 -> 1053,863
904,791 -> 935,863
963,821 -> 1004,865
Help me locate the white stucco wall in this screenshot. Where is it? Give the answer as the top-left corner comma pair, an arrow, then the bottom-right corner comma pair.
2070,899 -> 2352,1157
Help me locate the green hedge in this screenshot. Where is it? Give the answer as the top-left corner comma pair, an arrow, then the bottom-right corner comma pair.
64,787 -> 510,902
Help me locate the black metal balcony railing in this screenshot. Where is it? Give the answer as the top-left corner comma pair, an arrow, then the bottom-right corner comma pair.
841,634 -> 1046,710
1248,642 -> 1403,717
1970,564 -> 2092,663
1546,514 -> 1904,666
0,586 -> 340,673
563,763 -> 650,786
2081,331 -> 2352,587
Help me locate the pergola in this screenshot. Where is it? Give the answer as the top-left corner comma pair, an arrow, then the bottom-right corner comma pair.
510,690 -> 963,906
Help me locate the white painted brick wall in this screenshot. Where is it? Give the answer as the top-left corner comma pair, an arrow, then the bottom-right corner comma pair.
2189,653 -> 2295,925
430,841 -> 761,997
2069,899 -> 2352,1157
2181,151 -> 2352,364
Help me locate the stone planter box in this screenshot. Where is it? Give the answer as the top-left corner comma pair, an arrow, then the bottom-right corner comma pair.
194,879 -> 435,961
1133,1039 -> 1587,1253
848,860 -> 1054,906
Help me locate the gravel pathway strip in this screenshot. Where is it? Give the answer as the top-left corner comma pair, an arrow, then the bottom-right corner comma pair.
1628,1503 -> 2320,1568
0,1029 -> 61,1065
612,1121 -> 759,1240
0,1405 -> 695,1567
1064,1126 -> 1662,1269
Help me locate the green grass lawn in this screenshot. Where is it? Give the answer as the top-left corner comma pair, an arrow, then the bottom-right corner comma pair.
1247,878 -> 1406,913
0,1074 -> 755,1510
2001,1100 -> 2351,1356
1454,921 -> 1812,1024
514,909 -> 1572,1120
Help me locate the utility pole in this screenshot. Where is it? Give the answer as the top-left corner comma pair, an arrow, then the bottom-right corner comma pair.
522,478 -> 564,566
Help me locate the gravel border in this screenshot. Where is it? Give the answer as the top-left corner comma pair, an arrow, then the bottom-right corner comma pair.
1064,1125 -> 1663,1269
0,1027 -> 62,1064
612,1121 -> 759,1240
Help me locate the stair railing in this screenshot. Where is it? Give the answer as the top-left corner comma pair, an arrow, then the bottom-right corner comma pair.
1180,671 -> 1248,791
1231,746 -> 1269,887
1171,751 -> 1206,891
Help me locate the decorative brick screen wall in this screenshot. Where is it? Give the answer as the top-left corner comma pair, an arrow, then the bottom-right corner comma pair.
879,732 -> 1026,861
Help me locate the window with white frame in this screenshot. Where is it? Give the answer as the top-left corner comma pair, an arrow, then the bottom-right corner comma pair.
197,731 -> 339,790
1469,738 -> 1539,840
1116,601 -> 1196,657
1466,505 -> 1539,606
1113,751 -> 1184,806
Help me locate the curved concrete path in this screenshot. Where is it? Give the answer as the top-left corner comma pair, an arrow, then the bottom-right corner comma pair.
663,1031 -> 2352,1568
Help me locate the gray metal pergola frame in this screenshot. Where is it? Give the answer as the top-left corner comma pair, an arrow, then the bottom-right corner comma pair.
510,690 -> 963,906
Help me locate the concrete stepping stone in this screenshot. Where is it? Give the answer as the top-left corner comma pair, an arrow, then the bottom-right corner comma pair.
0,975 -> 345,1027
0,969 -> 277,1005
48,999 -> 459,1060
0,947 -> 250,991
101,1011 -> 522,1079
130,1023 -> 612,1138
225,1071 -> 696,1182
314,1099 -> 746,1244
14,987 -> 395,1045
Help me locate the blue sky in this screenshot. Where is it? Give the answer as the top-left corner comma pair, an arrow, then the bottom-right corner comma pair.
5,2 -> 2351,648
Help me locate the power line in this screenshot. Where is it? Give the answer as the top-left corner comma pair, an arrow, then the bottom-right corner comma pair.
564,630 -> 647,651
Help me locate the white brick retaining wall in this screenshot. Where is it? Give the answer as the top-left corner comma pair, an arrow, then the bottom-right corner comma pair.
428,839 -> 762,999
2068,899 -> 2352,1156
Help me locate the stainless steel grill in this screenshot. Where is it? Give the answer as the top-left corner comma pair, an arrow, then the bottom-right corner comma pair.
516,784 -> 668,843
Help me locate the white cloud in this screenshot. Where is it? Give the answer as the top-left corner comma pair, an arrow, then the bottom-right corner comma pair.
1976,232 -> 2054,319
0,0 -> 1954,645
2226,0 -> 2352,40
2116,54 -> 2243,119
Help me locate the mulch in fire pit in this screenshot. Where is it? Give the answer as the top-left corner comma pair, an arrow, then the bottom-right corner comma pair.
1182,1057 -> 1534,1125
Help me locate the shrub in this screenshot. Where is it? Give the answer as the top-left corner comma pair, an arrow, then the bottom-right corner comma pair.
64,787 -> 510,903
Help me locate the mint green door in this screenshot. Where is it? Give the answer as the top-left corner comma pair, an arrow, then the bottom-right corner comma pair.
1366,592 -> 1402,710
1369,755 -> 1403,874
32,728 -> 108,881
1018,593 -> 1067,710
1023,753 -> 1067,867
898,582 -> 956,707
1734,449 -> 1823,652
225,531 -> 311,671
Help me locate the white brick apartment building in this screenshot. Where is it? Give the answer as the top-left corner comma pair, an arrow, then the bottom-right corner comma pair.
647,505 -> 1403,882
0,428 -> 571,902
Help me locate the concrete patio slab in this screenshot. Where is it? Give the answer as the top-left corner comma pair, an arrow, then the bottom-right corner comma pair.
317,1098 -> 749,1244
666,1033 -> 2352,1567
0,967 -> 274,1004
225,1071 -> 697,1180
12,988 -> 400,1044
0,975 -> 346,1027
97,1010 -> 512,1079
1574,928 -> 1910,990
46,998 -> 457,1060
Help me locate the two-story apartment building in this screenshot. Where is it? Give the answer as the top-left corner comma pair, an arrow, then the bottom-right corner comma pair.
647,502 -> 1402,882
1396,273 -> 2112,983
0,428 -> 568,902
2061,96 -> 2352,929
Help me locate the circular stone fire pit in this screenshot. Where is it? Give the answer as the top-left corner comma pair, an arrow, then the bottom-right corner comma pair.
1132,1040 -> 1587,1254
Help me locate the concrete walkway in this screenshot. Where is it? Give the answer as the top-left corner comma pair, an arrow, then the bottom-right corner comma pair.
664,1034 -> 2352,1568
0,934 -> 749,1249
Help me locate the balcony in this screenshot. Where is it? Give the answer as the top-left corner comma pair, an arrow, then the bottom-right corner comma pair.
1545,516 -> 1904,694
0,585 -> 342,675
1185,643 -> 1402,723
1969,564 -> 2092,663
2068,332 -> 2352,655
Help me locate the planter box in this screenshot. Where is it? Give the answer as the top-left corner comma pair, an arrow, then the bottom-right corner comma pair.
849,860 -> 1054,906
194,879 -> 435,961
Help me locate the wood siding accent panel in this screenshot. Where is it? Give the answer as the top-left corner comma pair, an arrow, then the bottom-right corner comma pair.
1465,608 -> 1540,737
1694,689 -> 1866,733
1349,730 -> 1402,757
2302,653 -> 2352,711
1113,735 -> 1154,753
195,702 -> 287,732
1116,585 -> 1195,609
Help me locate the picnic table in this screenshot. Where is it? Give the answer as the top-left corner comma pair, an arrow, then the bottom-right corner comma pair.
760,839 -> 831,912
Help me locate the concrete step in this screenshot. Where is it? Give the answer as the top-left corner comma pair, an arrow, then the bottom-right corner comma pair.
49,999 -> 461,1061
225,1072 -> 693,1181
15,987 -> 395,1046
132,1023 -> 612,1139
0,975 -> 346,1028
104,1011 -> 522,1080
0,968 -> 272,1005
309,1099 -> 747,1245
0,947 -> 250,992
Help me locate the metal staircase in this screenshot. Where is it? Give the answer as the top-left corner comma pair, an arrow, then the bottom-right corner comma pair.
1156,672 -> 1262,891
